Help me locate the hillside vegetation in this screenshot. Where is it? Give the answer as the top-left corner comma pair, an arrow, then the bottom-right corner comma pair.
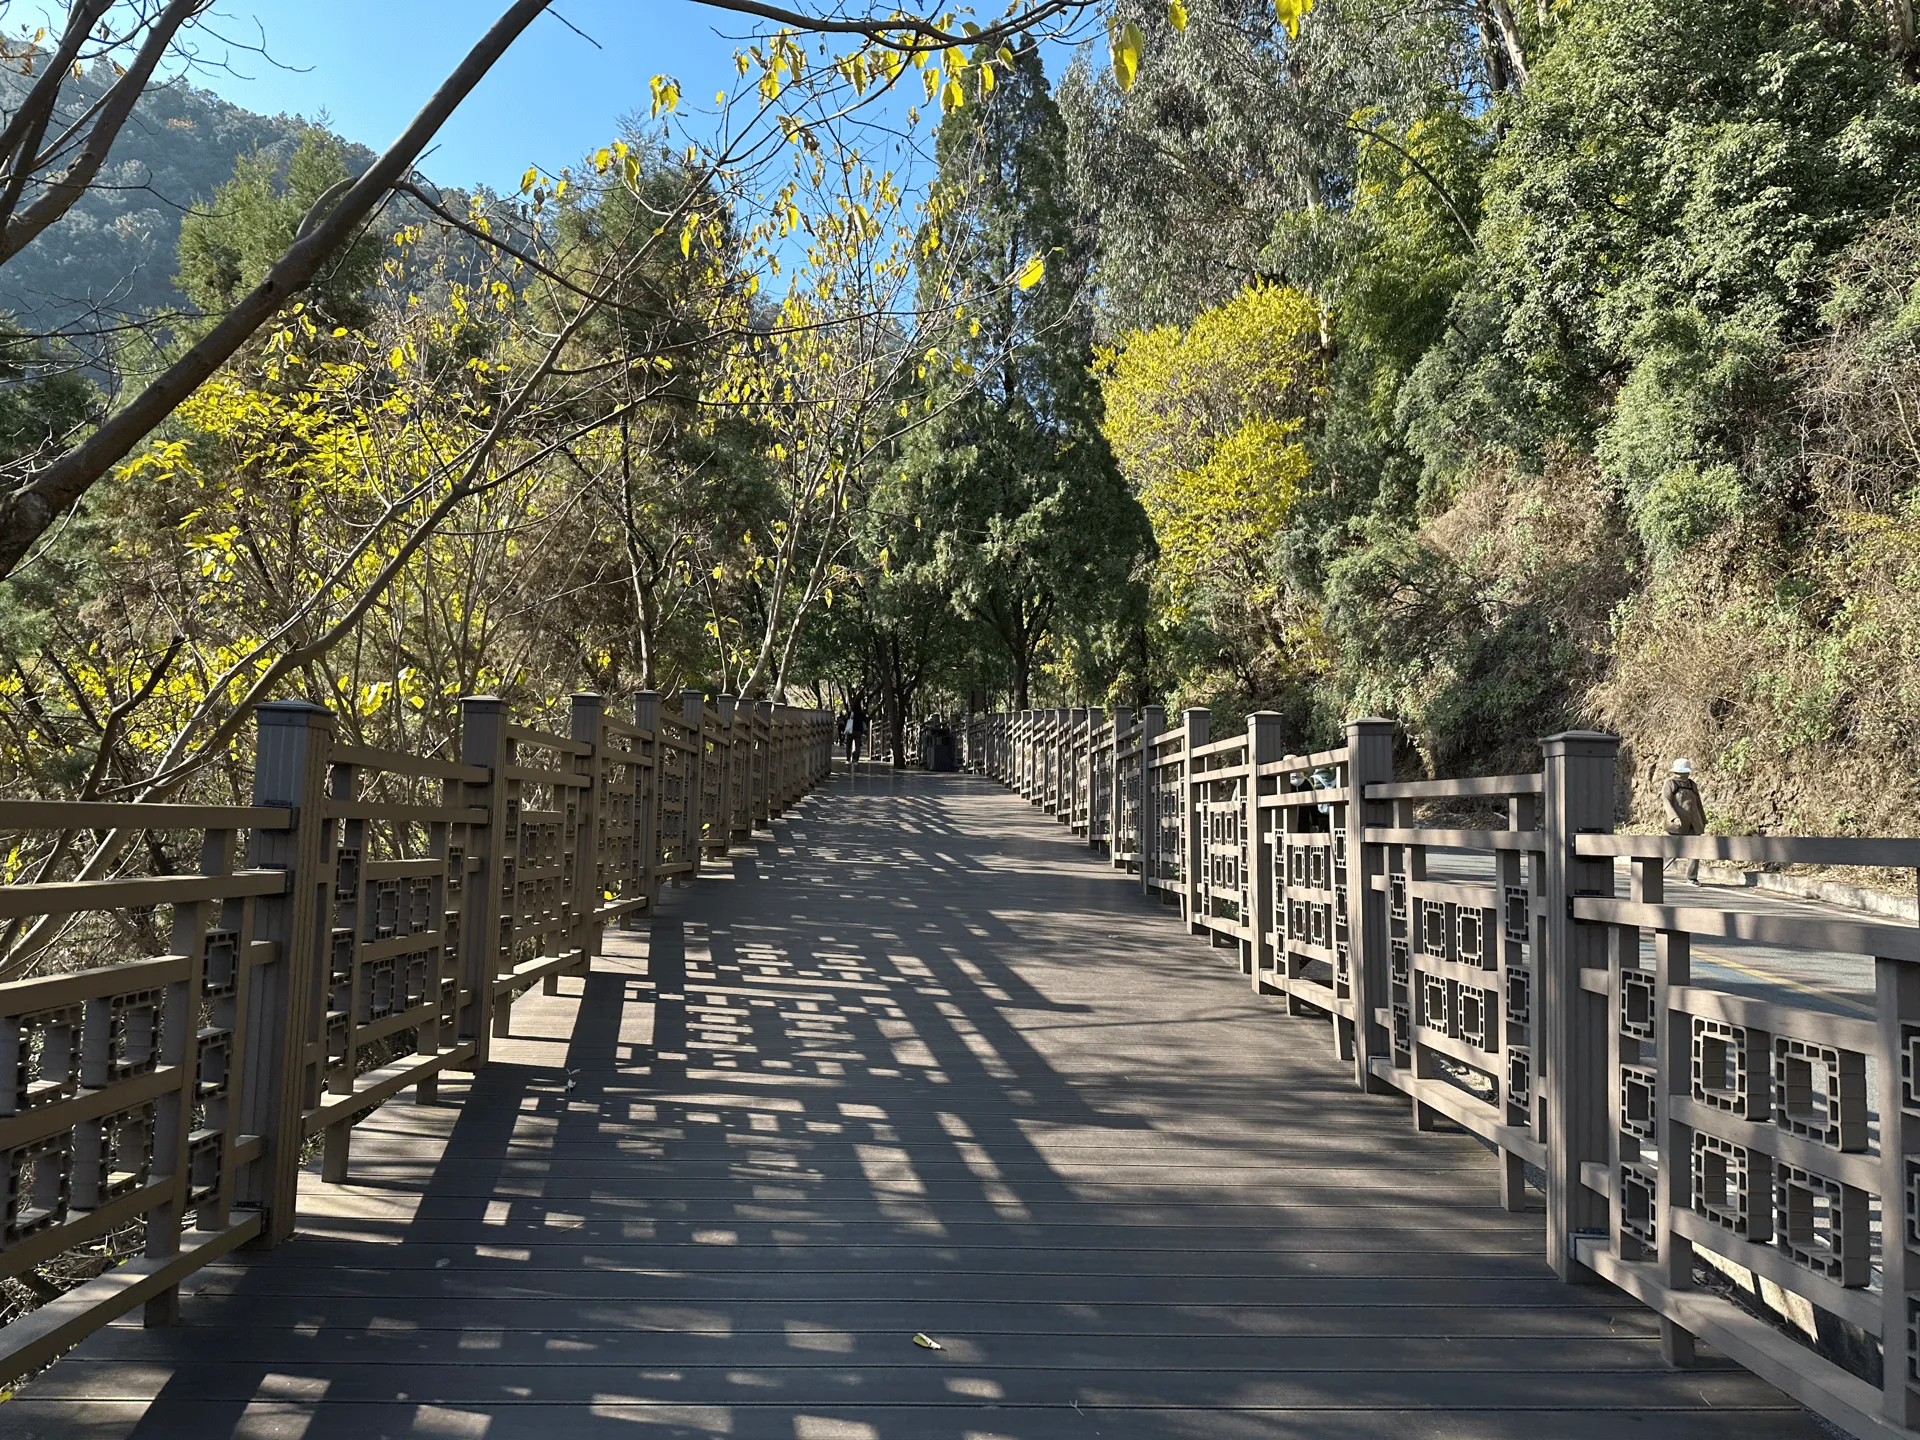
0,62 -> 373,335
1066,0 -> 1920,834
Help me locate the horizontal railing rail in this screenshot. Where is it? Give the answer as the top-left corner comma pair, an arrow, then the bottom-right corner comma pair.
0,689 -> 832,1385
967,705 -> 1920,1440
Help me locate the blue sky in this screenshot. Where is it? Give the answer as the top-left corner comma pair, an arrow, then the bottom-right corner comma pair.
186,3 -> 1096,196
189,2 -> 769,193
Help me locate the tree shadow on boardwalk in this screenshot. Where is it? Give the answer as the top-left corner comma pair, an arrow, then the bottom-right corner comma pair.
12,773 -> 1823,1439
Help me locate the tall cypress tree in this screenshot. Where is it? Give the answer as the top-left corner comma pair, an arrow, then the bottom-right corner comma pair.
898,38 -> 1152,708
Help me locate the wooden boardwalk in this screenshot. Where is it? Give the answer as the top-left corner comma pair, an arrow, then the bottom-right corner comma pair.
8,769 -> 1823,1439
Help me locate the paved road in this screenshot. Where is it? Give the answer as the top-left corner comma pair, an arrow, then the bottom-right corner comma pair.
8,769 -> 1821,1438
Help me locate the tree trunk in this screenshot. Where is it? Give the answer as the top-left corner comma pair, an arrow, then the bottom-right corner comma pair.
1477,4 -> 1512,92
1487,0 -> 1530,85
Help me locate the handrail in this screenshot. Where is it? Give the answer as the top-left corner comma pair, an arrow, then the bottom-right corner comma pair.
0,690 -> 834,1386
966,702 -> 1920,1440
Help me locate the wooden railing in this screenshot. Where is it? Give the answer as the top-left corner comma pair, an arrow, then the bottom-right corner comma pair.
0,689 -> 831,1383
967,707 -> 1920,1440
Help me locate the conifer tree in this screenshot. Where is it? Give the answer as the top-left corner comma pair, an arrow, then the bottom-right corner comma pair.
898,37 -> 1152,708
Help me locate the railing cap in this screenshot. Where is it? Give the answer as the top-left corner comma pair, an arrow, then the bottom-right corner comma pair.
1539,729 -> 1620,756
257,700 -> 333,725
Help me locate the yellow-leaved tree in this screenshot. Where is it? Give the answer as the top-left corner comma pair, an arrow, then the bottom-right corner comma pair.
1098,282 -> 1325,698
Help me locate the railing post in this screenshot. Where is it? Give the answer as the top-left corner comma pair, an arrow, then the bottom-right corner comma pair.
1085,706 -> 1104,845
679,690 -> 705,878
245,701 -> 335,1248
1109,708 -> 1132,868
1245,712 -> 1286,983
1139,705 -> 1165,897
1345,718 -> 1396,1092
714,694 -> 738,851
1181,708 -> 1210,930
563,692 -> 605,995
1023,710 -> 1036,802
633,691 -> 662,910
459,696 -> 508,1066
1880,955 -> 1920,1426
1067,710 -> 1082,821
755,699 -> 775,828
1540,730 -> 1618,1282
1048,708 -> 1063,813
1058,708 -> 1073,819
773,703 -> 791,810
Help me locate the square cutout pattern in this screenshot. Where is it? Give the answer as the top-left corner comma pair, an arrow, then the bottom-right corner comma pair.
73,1102 -> 154,1210
1694,1132 -> 1767,1240
1692,1018 -> 1759,1119
1507,1045 -> 1531,1111
1504,885 -> 1529,943
1773,1037 -> 1866,1151
1620,1064 -> 1657,1141
4,1134 -> 70,1243
1458,987 -> 1495,1052
84,990 -> 162,1089
1621,971 -> 1655,1043
1,1005 -> 82,1115
1621,1163 -> 1658,1249
1505,967 -> 1530,1026
1775,1164 -> 1868,1286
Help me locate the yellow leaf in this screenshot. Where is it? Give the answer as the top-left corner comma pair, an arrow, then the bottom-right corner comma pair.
519,166 -> 539,193
1275,0 -> 1314,39
980,63 -> 995,95
1015,254 -> 1044,290
942,76 -> 964,110
650,74 -> 681,117
1168,0 -> 1189,30
1110,20 -> 1144,91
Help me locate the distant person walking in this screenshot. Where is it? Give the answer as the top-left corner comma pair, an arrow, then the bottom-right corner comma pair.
850,700 -> 868,764
1663,758 -> 1708,883
835,709 -> 851,765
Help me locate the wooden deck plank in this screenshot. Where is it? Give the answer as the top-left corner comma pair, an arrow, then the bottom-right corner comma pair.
60,1330 -> 1677,1368
20,1360 -> 1814,1407
0,1399 -> 1816,1440
8,770 -> 1826,1438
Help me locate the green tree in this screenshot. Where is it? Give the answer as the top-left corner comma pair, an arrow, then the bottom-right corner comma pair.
175,131 -> 385,333
1437,0 -> 1920,550
904,37 -> 1152,709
